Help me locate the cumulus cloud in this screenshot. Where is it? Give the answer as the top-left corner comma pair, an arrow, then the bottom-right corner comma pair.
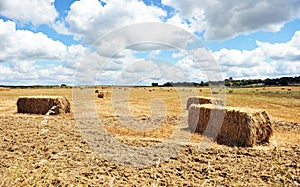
0,19 -> 66,63
78,56 -> 189,86
90,22 -> 197,60
117,59 -> 187,85
212,31 -> 300,78
64,44 -> 90,69
171,51 -> 185,59
257,31 -> 300,62
162,0 -> 300,41
0,64 -> 14,80
0,0 -> 58,25
214,48 -> 264,68
165,13 -> 193,32
0,62 -> 77,85
175,57 -> 209,82
64,0 -> 166,43
0,19 -> 89,85
117,59 -> 160,85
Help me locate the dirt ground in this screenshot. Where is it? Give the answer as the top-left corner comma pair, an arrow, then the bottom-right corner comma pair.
0,87 -> 299,186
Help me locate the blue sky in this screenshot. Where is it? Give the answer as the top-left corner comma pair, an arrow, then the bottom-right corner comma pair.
0,0 -> 300,85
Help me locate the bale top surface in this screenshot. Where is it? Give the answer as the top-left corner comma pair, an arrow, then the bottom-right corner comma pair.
191,104 -> 263,114
18,96 -> 65,99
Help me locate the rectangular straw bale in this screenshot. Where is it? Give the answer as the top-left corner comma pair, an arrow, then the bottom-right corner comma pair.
186,96 -> 224,109
188,104 -> 273,147
17,96 -> 70,115
0,87 -> 10,91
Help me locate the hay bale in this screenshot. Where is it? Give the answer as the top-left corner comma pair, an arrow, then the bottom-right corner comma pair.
97,92 -> 104,98
186,96 -> 224,110
0,87 -> 10,91
188,104 -> 273,147
17,96 -> 70,115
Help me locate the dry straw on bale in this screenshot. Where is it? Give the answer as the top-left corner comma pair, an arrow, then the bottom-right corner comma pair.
188,104 -> 273,147
0,87 -> 10,91
17,96 -> 70,115
186,96 -> 224,109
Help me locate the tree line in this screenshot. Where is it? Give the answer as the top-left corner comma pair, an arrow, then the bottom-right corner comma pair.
152,76 -> 300,87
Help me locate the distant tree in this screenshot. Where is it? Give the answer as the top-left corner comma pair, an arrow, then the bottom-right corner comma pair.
225,81 -> 232,87
163,82 -> 173,87
151,82 -> 159,87
61,84 -> 67,87
234,81 -> 241,87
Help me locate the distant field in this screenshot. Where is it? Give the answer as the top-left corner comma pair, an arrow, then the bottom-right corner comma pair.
226,86 -> 300,122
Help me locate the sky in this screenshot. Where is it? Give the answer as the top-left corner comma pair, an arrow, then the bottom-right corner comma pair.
0,0 -> 300,86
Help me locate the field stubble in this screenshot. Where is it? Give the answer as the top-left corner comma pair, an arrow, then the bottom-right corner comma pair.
0,86 -> 299,186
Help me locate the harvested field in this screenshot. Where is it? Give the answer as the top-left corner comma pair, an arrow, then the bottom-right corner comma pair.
188,104 -> 273,147
0,86 -> 299,186
273,121 -> 300,131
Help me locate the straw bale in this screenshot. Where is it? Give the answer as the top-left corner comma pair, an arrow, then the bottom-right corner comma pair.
97,92 -> 104,98
0,87 -> 10,91
188,104 -> 273,147
17,96 -> 70,115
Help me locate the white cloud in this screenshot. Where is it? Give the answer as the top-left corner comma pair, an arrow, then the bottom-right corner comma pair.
0,19 -> 66,64
212,31 -> 300,78
0,62 -> 78,85
165,13 -> 193,32
0,0 -> 58,25
0,19 -> 90,85
64,0 -> 166,43
214,48 -> 264,68
257,31 -> 300,62
52,20 -> 72,36
149,50 -> 161,58
175,57 -> 208,82
91,22 -> 197,61
64,44 -> 90,69
73,49 -> 139,85
171,51 -> 185,59
118,59 -> 187,85
96,54 -> 197,85
0,64 -> 14,80
170,30 -> 300,80
118,59 -> 160,85
162,0 -> 300,41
